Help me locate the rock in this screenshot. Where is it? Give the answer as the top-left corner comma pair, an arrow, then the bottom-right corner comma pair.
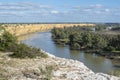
0,52 -> 120,80
41,50 -> 55,58
65,71 -> 79,80
96,73 -> 120,80
52,57 -> 120,80
53,70 -> 62,77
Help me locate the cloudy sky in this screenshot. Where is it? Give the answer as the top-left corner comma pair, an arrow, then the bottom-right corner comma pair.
0,0 -> 120,23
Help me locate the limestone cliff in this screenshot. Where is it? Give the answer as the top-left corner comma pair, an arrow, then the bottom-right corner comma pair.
0,51 -> 119,80
4,24 -> 95,36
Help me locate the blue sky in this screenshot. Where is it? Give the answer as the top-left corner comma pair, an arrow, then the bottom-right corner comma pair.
0,0 -> 120,23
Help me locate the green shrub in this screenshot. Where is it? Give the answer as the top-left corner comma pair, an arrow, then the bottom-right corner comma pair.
0,30 -> 48,58
11,43 -> 48,58
71,43 -> 80,50
0,31 -> 17,51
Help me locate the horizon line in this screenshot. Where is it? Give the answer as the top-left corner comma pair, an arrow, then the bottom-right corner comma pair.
0,22 -> 120,24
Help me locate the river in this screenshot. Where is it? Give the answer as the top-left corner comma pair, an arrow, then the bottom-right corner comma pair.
22,31 -> 120,74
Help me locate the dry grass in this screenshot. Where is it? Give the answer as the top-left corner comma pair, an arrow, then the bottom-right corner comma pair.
0,52 -> 55,80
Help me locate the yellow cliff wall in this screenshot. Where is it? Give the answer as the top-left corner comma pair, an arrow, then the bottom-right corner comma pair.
4,24 -> 95,36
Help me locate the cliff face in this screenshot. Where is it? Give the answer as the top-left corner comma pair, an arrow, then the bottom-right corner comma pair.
0,52 -> 119,80
4,24 -> 95,36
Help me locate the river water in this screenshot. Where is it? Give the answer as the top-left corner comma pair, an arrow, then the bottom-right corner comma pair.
22,31 -> 120,74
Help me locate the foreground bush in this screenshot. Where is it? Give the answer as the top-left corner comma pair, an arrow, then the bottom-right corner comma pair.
11,43 -> 48,58
0,29 -> 48,58
0,31 -> 18,51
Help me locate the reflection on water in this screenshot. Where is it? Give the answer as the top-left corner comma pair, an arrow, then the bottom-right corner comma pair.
21,32 -> 120,75
18,34 -> 36,41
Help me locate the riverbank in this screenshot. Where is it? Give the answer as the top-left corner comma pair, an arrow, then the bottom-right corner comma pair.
53,39 -> 120,60
84,50 -> 120,60
51,26 -> 120,60
0,51 -> 120,80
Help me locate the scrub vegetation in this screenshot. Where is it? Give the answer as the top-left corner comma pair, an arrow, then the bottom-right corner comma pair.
51,24 -> 120,59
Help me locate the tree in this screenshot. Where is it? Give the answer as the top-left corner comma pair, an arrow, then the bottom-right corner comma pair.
92,34 -> 107,49
82,32 -> 92,48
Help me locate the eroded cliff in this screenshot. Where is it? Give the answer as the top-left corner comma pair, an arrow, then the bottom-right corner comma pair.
4,24 -> 95,36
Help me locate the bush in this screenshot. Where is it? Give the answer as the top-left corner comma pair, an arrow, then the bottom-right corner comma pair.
71,43 -> 80,50
0,30 -> 48,58
0,31 -> 17,51
11,43 -> 48,58
104,46 -> 115,51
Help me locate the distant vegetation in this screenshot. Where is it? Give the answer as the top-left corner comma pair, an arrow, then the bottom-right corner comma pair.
0,26 -> 48,58
51,25 -> 120,58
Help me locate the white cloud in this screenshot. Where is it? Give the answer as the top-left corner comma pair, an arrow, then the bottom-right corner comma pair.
83,9 -> 91,12
90,4 -> 103,8
105,9 -> 110,12
0,2 -> 54,17
95,11 -> 102,14
0,2 -> 114,17
0,11 -> 27,17
0,2 -> 119,22
0,2 -> 51,10
51,10 -> 59,14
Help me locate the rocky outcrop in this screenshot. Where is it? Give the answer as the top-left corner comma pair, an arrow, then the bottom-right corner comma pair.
45,51 -> 120,80
0,51 -> 119,80
52,57 -> 119,80
3,24 -> 95,36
